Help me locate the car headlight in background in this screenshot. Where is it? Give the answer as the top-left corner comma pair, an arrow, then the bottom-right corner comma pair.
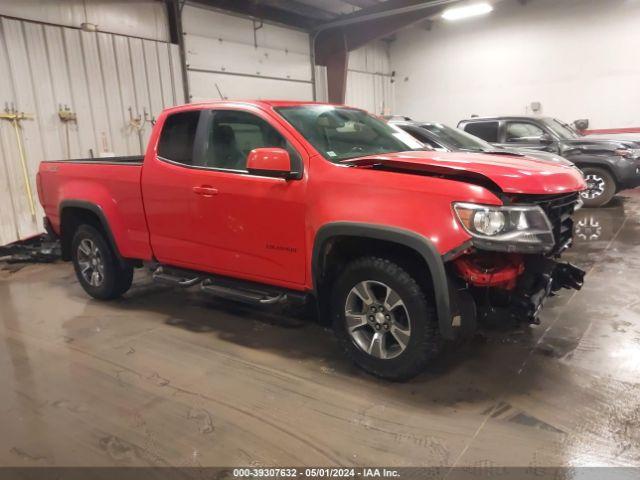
453,203 -> 555,253
615,148 -> 640,159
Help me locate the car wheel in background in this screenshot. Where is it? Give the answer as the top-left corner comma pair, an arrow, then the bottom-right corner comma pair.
580,167 -> 616,207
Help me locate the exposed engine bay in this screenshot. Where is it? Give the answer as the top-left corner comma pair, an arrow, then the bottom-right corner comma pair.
450,251 -> 585,330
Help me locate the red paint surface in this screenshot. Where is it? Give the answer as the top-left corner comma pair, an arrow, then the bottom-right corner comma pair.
246,147 -> 291,173
38,100 -> 586,292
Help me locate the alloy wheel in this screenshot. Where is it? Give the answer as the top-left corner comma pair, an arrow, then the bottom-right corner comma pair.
77,238 -> 105,287
344,280 -> 411,359
581,173 -> 605,200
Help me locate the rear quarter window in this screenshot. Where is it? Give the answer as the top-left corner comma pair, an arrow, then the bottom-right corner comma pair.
463,121 -> 499,143
157,111 -> 201,165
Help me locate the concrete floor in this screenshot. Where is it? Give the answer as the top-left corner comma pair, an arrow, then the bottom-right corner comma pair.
1,193 -> 640,470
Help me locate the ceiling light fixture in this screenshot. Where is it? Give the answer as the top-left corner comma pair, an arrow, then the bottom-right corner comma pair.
441,2 -> 493,21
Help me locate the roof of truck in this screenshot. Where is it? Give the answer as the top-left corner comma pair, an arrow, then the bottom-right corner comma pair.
163,100 -> 359,113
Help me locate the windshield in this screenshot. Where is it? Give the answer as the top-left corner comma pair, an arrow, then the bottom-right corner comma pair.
275,105 -> 426,162
542,118 -> 580,139
420,123 -> 493,151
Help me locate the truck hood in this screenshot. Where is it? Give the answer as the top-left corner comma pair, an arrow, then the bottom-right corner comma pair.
499,147 -> 575,167
560,138 -> 640,150
585,133 -> 640,145
344,151 -> 586,195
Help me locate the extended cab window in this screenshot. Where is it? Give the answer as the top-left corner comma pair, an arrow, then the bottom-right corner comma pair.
196,110 -> 298,171
505,122 -> 545,143
463,121 -> 499,143
157,111 -> 200,165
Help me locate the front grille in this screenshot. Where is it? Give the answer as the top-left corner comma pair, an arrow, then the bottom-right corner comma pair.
508,192 -> 581,255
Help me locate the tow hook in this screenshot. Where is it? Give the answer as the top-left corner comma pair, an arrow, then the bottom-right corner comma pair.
552,262 -> 585,291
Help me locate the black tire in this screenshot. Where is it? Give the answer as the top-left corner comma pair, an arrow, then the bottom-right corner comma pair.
580,167 -> 616,207
331,256 -> 442,381
71,225 -> 133,300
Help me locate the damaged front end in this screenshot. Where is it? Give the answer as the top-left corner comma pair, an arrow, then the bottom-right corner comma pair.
447,192 -> 585,331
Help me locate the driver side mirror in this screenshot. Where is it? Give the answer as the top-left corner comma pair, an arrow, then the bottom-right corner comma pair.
539,132 -> 553,144
247,147 -> 297,179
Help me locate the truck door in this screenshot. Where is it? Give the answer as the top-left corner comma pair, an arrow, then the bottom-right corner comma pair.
143,107 -> 307,288
142,109 -> 205,267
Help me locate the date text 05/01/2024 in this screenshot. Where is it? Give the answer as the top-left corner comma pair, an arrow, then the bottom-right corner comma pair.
232,468 -> 400,478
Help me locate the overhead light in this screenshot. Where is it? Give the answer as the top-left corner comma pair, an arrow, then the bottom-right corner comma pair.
441,2 -> 493,21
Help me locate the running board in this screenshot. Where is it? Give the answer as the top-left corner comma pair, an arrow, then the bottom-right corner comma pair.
150,264 -> 305,306
201,279 -> 286,305
152,267 -> 201,287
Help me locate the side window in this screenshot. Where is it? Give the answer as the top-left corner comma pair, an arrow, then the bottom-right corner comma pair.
196,110 -> 299,171
463,121 -> 499,143
157,111 -> 200,165
505,122 -> 545,143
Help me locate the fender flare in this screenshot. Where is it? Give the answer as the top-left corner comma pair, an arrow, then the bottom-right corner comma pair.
59,200 -> 125,263
569,154 -> 628,183
312,222 -> 454,339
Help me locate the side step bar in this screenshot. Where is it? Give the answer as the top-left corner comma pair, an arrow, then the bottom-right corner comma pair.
152,266 -> 201,287
151,265 -> 305,306
201,279 -> 286,305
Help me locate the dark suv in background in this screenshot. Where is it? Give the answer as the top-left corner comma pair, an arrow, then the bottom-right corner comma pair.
458,116 -> 640,207
387,117 -> 575,168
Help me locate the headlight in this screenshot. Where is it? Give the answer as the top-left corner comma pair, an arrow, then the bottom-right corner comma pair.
615,148 -> 640,159
453,202 -> 555,253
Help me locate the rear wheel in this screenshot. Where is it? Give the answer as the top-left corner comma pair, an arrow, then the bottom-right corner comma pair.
71,225 -> 133,300
580,167 -> 616,207
331,257 -> 442,381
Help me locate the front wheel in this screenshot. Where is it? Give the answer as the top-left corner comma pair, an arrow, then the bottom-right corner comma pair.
71,225 -> 133,300
580,167 -> 616,207
331,257 -> 442,381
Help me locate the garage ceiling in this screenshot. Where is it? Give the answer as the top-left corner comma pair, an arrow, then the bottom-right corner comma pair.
281,0 -> 389,18
192,0 -> 392,30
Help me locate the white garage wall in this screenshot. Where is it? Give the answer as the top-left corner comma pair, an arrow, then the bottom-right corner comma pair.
390,0 -> 640,129
183,4 -> 314,102
0,15 -> 184,246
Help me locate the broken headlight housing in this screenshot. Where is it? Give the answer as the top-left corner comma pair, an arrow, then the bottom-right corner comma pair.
453,203 -> 555,253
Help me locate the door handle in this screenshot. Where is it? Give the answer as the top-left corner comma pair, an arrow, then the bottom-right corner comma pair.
192,185 -> 218,196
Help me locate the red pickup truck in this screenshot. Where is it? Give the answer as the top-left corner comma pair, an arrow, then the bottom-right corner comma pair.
37,100 -> 586,380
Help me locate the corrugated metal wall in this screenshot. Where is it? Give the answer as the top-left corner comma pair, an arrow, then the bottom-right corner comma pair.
315,41 -> 395,115
183,3 -> 315,102
0,16 -> 184,245
346,42 -> 395,115
0,0 -> 169,42
0,2 -> 398,246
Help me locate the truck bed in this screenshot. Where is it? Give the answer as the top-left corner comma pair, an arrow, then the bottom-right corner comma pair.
38,156 -> 152,261
43,155 -> 144,165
